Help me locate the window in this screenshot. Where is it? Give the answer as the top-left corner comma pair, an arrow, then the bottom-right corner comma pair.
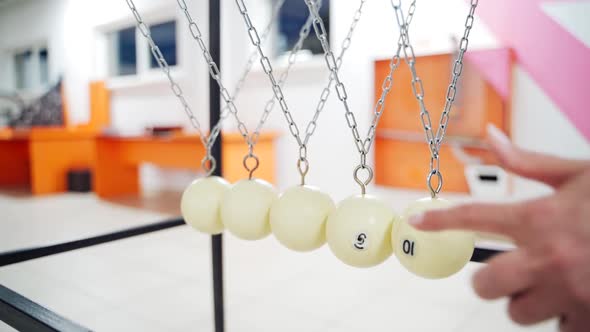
276,0 -> 330,56
13,46 -> 50,91
110,26 -> 137,76
149,21 -> 177,68
108,20 -> 177,77
39,48 -> 49,84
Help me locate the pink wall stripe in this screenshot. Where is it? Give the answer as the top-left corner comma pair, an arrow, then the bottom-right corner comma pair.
475,0 -> 590,140
465,48 -> 512,102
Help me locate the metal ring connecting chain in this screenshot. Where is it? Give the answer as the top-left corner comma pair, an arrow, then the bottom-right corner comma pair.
242,153 -> 260,180
200,152 -> 217,177
303,0 -> 416,193
393,0 -> 478,197
354,158 -> 374,195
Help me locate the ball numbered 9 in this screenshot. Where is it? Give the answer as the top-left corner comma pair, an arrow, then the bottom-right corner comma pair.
392,198 -> 475,279
326,195 -> 395,268
220,179 -> 277,240
180,176 -> 230,234
270,185 -> 335,252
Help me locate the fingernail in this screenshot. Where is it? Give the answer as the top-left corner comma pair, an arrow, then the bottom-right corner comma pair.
486,124 -> 511,148
408,213 -> 424,226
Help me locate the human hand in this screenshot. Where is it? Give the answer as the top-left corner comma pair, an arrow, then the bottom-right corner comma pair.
410,124 -> 590,331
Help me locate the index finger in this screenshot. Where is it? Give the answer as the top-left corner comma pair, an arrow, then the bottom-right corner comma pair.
409,202 -> 527,240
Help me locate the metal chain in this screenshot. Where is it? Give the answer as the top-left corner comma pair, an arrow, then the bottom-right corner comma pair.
304,0 -> 416,193
236,0 -> 366,184
393,0 -> 478,197
178,0 -> 295,169
365,0 -> 416,154
126,0 -> 207,151
304,0 -> 368,148
234,0 -> 326,183
249,0 -> 321,148
126,0 -> 284,175
180,0 -> 318,177
210,0 -> 287,147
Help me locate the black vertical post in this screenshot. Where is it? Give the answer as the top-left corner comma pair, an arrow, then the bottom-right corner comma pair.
208,1 -> 224,332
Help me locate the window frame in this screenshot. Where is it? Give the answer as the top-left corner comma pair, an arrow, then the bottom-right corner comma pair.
93,2 -> 182,92
101,15 -> 180,81
10,43 -> 51,93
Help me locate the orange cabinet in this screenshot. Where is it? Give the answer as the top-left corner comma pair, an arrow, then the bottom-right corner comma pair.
374,49 -> 512,193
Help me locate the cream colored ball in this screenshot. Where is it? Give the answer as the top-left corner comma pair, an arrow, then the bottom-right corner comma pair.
180,176 -> 230,234
326,195 -> 395,268
392,197 -> 475,279
270,185 -> 335,252
220,179 -> 277,240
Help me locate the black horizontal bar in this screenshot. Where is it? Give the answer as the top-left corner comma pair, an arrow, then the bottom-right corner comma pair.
0,215 -> 502,268
0,218 -> 185,267
471,247 -> 502,263
0,284 -> 91,332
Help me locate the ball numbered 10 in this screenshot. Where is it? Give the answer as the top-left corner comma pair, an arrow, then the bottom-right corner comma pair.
392,198 -> 475,279
221,179 -> 277,240
181,176 -> 230,234
270,185 -> 335,252
326,195 -> 395,268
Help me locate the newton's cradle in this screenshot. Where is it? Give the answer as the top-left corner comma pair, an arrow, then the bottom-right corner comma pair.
127,0 -> 483,276
0,1 -> 506,331
128,0 -> 497,329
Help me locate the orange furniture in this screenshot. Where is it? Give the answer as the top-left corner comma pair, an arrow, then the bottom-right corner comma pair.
95,132 -> 277,198
374,49 -> 513,193
0,81 -> 109,194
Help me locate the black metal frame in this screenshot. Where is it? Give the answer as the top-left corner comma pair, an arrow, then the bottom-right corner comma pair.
208,1 -> 225,331
0,284 -> 90,332
0,220 -> 502,332
0,1 -> 504,330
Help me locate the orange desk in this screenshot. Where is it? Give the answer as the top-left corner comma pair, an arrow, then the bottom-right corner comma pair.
0,127 -> 96,195
95,132 -> 277,198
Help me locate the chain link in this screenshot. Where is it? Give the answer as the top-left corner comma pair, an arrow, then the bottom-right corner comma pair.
305,0 -> 415,157
126,0 -> 286,174
303,0 -> 368,148
208,0 -> 286,149
249,2 -> 320,147
179,0 -> 317,178
393,0 -> 478,196
126,0 -> 208,150
234,0 -> 322,149
126,0 -> 285,174
179,0 -> 301,151
304,0 -> 416,192
236,0 -> 367,184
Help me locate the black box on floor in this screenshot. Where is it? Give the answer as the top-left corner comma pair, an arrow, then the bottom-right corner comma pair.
67,168 -> 92,192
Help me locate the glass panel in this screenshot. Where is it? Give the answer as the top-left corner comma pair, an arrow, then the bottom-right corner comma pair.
277,0 -> 330,55
14,49 -> 33,90
116,26 -> 137,76
39,48 -> 49,85
149,21 -> 177,68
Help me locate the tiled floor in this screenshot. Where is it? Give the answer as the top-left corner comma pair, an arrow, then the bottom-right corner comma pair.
0,191 -> 556,332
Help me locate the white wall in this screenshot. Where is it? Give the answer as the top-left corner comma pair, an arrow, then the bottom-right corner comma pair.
1,0 -> 588,198
510,65 -> 590,199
